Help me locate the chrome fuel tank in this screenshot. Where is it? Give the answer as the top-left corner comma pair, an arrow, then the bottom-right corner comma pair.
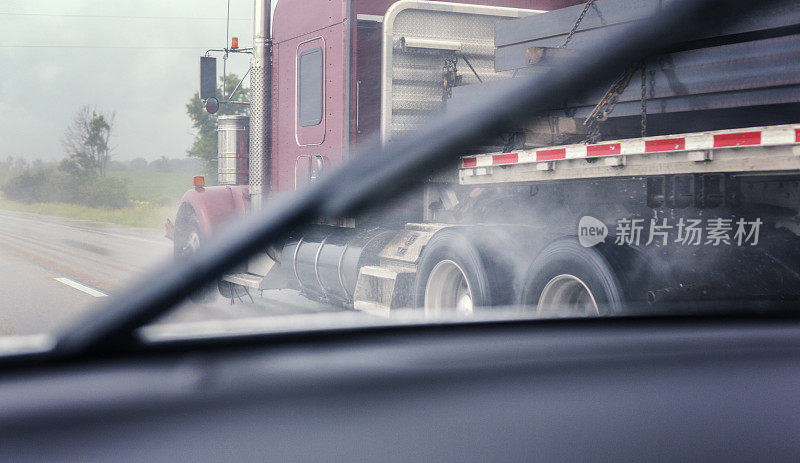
281,227 -> 395,305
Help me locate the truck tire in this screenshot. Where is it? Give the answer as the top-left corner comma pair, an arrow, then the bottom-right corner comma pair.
518,238 -> 624,316
174,209 -> 217,303
413,229 -> 493,315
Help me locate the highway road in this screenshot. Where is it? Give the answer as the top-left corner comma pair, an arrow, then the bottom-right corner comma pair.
0,209 -> 335,336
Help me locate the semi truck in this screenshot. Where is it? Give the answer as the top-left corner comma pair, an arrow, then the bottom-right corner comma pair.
173,0 -> 800,316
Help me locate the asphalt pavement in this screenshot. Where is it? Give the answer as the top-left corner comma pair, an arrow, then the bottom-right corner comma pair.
0,208 -> 334,336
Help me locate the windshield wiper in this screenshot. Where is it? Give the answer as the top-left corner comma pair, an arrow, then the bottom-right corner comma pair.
46,0 -> 776,360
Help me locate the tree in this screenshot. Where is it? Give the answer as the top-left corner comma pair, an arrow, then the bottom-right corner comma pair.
149,156 -> 172,172
186,74 -> 250,177
0,157 -> 29,186
129,157 -> 148,171
60,106 -> 115,177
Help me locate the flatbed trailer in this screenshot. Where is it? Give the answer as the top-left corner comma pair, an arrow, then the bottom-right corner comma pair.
349,123 -> 800,315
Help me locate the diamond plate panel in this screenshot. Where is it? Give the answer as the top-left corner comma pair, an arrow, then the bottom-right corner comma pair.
386,8 -> 522,140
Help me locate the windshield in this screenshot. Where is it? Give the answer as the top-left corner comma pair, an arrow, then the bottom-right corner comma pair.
1,0 -> 798,349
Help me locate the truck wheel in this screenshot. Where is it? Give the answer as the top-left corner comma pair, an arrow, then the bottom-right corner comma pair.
174,211 -> 216,303
519,239 -> 624,316
414,229 -> 492,315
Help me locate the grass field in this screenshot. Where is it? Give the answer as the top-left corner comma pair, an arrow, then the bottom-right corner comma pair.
0,197 -> 173,229
0,170 -> 193,228
107,170 -> 192,207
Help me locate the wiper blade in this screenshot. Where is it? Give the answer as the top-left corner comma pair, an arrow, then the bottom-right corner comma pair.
52,0 -> 774,359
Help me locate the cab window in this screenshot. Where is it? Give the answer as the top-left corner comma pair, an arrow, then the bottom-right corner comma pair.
298,46 -> 323,127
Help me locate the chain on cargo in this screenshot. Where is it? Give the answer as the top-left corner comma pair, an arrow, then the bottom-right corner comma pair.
561,0 -> 598,49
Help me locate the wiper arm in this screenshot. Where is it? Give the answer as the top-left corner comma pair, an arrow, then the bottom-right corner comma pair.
52,0 -> 773,358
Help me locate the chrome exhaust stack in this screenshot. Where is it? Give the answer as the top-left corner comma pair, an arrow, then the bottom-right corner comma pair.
249,0 -> 272,210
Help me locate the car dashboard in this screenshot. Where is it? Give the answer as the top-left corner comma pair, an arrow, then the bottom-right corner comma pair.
0,317 -> 798,461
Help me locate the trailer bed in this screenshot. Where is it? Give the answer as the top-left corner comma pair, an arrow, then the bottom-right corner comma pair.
460,124 -> 800,184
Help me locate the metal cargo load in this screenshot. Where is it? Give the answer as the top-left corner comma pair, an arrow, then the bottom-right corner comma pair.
456,0 -> 800,144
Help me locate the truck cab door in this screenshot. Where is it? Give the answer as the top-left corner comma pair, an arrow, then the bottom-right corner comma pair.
271,2 -> 350,194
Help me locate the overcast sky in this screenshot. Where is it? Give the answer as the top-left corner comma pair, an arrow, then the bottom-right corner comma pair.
0,1 -> 279,162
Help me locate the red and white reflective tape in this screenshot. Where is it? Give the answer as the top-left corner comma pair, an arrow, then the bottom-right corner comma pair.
461,124 -> 800,169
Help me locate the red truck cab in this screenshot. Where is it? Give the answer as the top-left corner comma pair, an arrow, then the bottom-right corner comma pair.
175,0 -> 582,242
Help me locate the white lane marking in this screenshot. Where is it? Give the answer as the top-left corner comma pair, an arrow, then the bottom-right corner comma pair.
54,278 -> 108,297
